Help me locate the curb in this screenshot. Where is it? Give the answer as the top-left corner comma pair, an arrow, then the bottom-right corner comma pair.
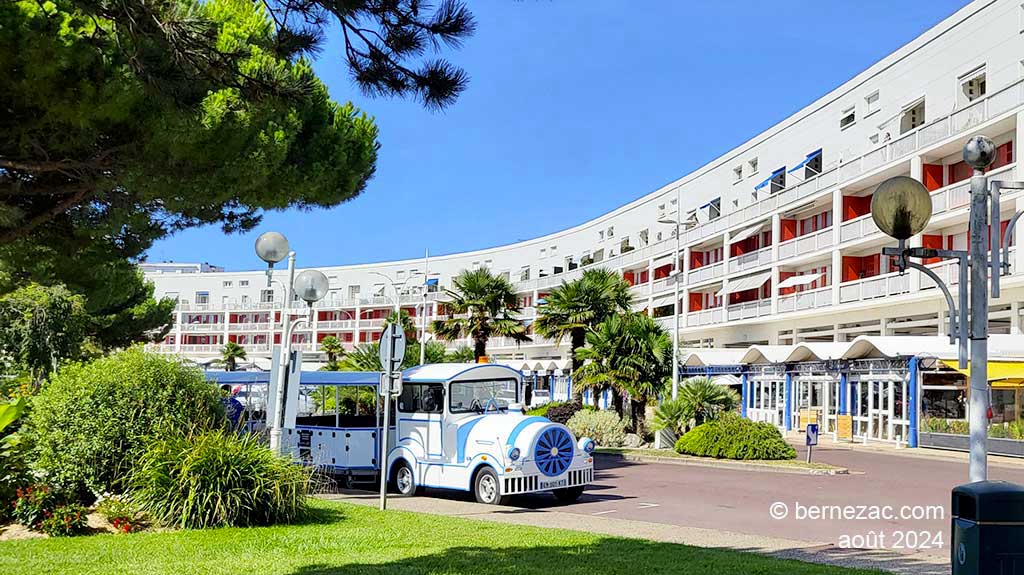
595,451 -> 850,476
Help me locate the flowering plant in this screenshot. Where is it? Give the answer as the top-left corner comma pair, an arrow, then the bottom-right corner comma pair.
12,485 -> 56,529
39,503 -> 88,537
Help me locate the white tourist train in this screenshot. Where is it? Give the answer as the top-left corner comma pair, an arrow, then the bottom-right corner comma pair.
388,364 -> 594,505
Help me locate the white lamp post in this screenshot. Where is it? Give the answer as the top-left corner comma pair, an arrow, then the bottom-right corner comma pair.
659,199 -> 696,400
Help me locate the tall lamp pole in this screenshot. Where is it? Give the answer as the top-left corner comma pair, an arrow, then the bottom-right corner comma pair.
871,135 -> 1024,482
659,193 -> 695,400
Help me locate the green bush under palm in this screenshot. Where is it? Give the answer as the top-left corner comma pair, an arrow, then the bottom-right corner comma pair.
130,431 -> 310,529
674,414 -> 796,461
673,377 -> 740,432
29,347 -> 225,496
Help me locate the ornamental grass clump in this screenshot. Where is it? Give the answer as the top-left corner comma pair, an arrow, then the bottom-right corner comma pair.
129,431 -> 310,529
674,414 -> 796,461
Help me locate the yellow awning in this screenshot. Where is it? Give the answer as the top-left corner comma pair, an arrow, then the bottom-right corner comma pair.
940,360 -> 1024,387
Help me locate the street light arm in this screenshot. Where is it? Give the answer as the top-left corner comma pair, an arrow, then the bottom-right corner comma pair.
1002,207 -> 1024,279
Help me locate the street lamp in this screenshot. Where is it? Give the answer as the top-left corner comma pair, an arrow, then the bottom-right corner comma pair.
659,201 -> 697,400
871,135 -> 1024,483
255,231 -> 291,287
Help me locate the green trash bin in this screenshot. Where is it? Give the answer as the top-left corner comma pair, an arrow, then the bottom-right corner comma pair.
951,480 -> 1024,574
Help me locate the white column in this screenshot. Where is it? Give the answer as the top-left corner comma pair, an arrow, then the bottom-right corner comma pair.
354,304 -> 362,348
880,317 -> 890,337
1011,301 -> 1021,336
937,301 -> 948,337
1016,195 -> 1024,276
909,156 -> 924,292
770,213 -> 781,262
831,249 -> 842,306
681,287 -> 689,328
770,265 -> 780,315
174,308 -> 183,352
831,190 -> 843,245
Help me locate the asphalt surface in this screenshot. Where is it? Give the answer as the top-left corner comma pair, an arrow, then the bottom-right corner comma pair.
503,443 -> 1024,557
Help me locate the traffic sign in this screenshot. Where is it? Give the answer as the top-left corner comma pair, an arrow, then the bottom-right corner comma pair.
806,423 -> 819,446
378,323 -> 407,373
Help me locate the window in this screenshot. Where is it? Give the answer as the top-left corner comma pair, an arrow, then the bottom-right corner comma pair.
900,99 -> 925,134
869,133 -> 880,145
260,289 -> 274,303
864,91 -> 880,116
449,379 -> 518,413
732,198 -> 740,208
958,66 -> 986,106
804,152 -> 822,179
539,248 -> 546,259
348,285 -> 360,297
520,267 -> 530,281
195,291 -> 209,304
598,230 -> 604,241
240,280 -> 249,287
222,281 -> 233,288
732,165 -> 743,182
484,259 -> 493,268
639,229 -> 649,246
707,198 -> 721,221
397,383 -> 444,413
748,157 -> 758,175
839,106 -> 856,129
607,226 -> 614,238
241,295 -> 249,305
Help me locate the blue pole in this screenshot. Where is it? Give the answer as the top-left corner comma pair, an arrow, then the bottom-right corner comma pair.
784,373 -> 793,431
839,372 -> 848,415
908,357 -> 919,448
741,373 -> 749,418
566,374 -> 572,402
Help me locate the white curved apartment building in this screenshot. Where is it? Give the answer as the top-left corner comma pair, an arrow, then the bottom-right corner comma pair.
146,0 -> 1024,374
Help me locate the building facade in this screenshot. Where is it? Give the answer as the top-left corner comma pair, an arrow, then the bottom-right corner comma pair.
146,0 -> 1024,426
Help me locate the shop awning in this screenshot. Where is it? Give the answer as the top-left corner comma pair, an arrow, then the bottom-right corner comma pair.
716,271 -> 771,297
777,273 -> 824,289
729,223 -> 764,244
787,149 -> 822,174
940,360 -> 1024,386
754,167 -> 786,190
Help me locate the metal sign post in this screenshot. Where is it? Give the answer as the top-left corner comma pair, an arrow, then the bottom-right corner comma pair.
378,323 -> 406,511
805,423 -> 819,464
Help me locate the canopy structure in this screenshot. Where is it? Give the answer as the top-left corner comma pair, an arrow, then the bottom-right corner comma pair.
729,223 -> 765,244
204,370 -> 379,386
787,149 -> 822,174
716,271 -> 771,297
776,273 -> 824,290
679,348 -> 746,367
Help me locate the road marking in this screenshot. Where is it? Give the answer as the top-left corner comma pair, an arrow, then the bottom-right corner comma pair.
637,503 -> 660,509
591,509 -> 618,516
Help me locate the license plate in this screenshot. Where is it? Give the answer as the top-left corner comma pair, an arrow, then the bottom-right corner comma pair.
540,478 -> 567,490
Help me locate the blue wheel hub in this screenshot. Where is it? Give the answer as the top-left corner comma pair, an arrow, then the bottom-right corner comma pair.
533,426 -> 573,477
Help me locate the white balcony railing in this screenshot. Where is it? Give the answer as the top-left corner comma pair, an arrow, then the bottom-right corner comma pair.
689,307 -> 724,327
777,286 -> 833,313
728,246 -> 772,274
317,320 -> 357,330
631,282 -> 652,296
839,272 -> 910,304
178,344 -> 221,354
181,323 -> 222,332
839,213 -> 880,243
228,322 -> 272,332
726,299 -> 772,322
778,227 -> 833,260
931,164 -> 1016,217
687,261 -> 724,284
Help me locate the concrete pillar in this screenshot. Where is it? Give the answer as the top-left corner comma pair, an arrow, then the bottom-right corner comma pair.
174,309 -> 183,352
770,265 -> 780,315
1016,195 -> 1024,276
831,190 -> 843,245
937,301 -> 948,337
770,213 -> 781,262
784,373 -> 793,431
880,317 -> 890,337
741,373 -> 748,418
1011,301 -> 1021,335
831,248 -> 842,306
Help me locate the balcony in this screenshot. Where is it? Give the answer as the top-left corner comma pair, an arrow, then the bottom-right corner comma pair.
778,227 -> 833,260
687,261 -> 724,284
318,320 -> 357,330
931,164 -> 1016,217
181,323 -> 222,332
489,336 -> 554,348
839,272 -> 910,304
178,344 -> 221,354
839,213 -> 880,244
689,307 -> 724,326
726,299 -> 771,322
228,322 -> 272,331
728,246 -> 772,274
777,286 -> 833,313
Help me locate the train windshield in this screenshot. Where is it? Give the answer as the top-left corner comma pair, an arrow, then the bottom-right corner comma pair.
449,379 -> 519,413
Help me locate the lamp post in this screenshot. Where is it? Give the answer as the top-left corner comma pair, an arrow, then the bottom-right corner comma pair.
370,271 -> 436,363
870,135 -> 1024,483
659,199 -> 697,400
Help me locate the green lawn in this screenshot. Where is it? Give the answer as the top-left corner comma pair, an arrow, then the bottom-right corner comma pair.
0,499 -> 880,575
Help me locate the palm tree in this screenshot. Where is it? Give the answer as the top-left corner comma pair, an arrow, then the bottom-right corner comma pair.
573,312 -> 671,433
444,345 -> 476,363
431,268 -> 530,360
337,340 -> 449,371
534,268 -> 632,403
217,341 -> 247,372
319,335 -> 345,369
383,309 -> 418,342
676,377 -> 741,430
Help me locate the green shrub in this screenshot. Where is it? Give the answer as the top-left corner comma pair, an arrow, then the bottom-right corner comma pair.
526,401 -> 560,418
1008,419 -> 1024,440
652,398 -> 688,435
29,348 -> 225,496
988,424 -> 1010,439
130,431 -> 310,529
39,503 -> 89,537
566,409 -> 627,447
948,419 -> 970,435
674,414 -> 796,460
12,484 -> 58,529
95,494 -> 141,533
0,397 -> 32,519
543,401 -> 589,425
922,417 -> 950,433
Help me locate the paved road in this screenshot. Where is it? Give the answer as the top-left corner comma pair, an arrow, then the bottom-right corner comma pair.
502,444 -> 1024,557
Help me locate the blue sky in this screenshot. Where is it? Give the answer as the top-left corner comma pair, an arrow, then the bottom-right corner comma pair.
147,0 -> 967,270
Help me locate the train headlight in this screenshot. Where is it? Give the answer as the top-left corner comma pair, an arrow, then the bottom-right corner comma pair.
508,447 -> 521,462
579,437 -> 595,454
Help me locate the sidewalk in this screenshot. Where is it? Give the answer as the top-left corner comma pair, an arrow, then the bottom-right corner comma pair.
320,491 -> 948,575
785,432 -> 1024,470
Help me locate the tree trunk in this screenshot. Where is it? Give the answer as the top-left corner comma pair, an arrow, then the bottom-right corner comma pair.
634,398 -> 648,436
570,328 -> 585,404
612,389 -> 624,418
591,388 -> 600,409
473,337 -> 487,362
227,357 -> 235,372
